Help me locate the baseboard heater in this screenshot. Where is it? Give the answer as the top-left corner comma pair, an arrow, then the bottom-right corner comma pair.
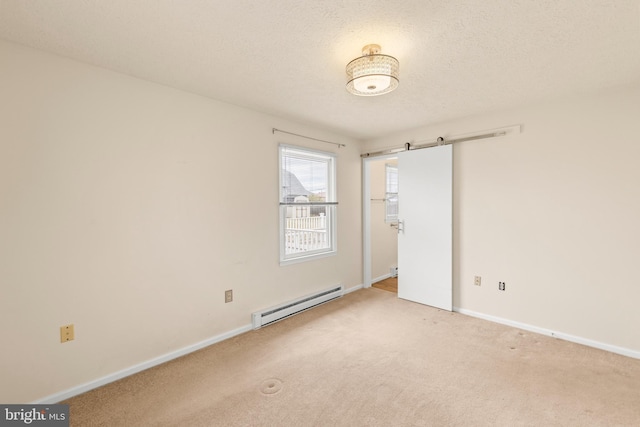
252,284 -> 344,329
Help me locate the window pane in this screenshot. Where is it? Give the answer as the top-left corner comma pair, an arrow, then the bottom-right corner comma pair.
281,148 -> 333,203
386,164 -> 398,193
283,205 -> 333,256
385,194 -> 398,221
385,164 -> 398,222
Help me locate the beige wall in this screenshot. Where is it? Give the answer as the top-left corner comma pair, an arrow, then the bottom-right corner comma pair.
362,82 -> 640,353
369,159 -> 398,280
0,40 -> 363,403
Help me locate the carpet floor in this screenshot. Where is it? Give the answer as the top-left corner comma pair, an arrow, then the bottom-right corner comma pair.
64,288 -> 640,426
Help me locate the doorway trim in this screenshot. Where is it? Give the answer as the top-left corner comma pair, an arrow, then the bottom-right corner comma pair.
362,153 -> 398,289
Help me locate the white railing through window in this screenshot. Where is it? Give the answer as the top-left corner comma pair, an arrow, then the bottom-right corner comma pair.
285,216 -> 328,253
286,216 -> 326,230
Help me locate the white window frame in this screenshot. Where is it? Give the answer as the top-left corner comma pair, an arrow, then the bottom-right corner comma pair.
279,144 -> 337,265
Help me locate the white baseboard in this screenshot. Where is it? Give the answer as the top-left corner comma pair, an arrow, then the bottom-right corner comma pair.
344,284 -> 363,294
33,324 -> 253,404
372,273 -> 392,283
454,307 -> 640,360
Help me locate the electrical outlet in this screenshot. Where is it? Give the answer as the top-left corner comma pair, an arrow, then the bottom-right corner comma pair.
474,276 -> 481,286
60,324 -> 74,343
498,281 -> 506,291
225,289 -> 233,303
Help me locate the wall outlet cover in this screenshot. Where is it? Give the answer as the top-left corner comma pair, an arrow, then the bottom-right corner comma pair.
60,324 -> 74,343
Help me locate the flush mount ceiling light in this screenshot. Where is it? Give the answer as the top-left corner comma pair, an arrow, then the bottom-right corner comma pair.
346,44 -> 399,96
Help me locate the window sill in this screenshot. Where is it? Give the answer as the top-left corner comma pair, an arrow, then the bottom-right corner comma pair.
279,250 -> 337,267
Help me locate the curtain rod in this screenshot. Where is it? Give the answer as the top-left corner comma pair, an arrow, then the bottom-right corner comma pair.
360,126 -> 519,158
273,128 -> 346,148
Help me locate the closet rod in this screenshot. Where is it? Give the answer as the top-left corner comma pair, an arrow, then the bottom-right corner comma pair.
273,128 -> 346,148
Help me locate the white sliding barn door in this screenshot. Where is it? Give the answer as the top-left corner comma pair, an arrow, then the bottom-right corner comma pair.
397,145 -> 452,311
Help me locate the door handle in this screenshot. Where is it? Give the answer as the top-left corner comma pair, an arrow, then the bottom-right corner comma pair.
397,220 -> 404,234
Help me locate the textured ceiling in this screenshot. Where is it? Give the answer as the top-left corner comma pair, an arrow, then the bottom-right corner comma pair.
1,0 -> 639,140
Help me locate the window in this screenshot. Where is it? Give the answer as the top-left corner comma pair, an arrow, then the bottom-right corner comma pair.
279,145 -> 337,264
385,164 -> 398,223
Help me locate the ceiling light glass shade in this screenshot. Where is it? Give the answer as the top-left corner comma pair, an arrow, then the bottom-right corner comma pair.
346,44 -> 399,96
